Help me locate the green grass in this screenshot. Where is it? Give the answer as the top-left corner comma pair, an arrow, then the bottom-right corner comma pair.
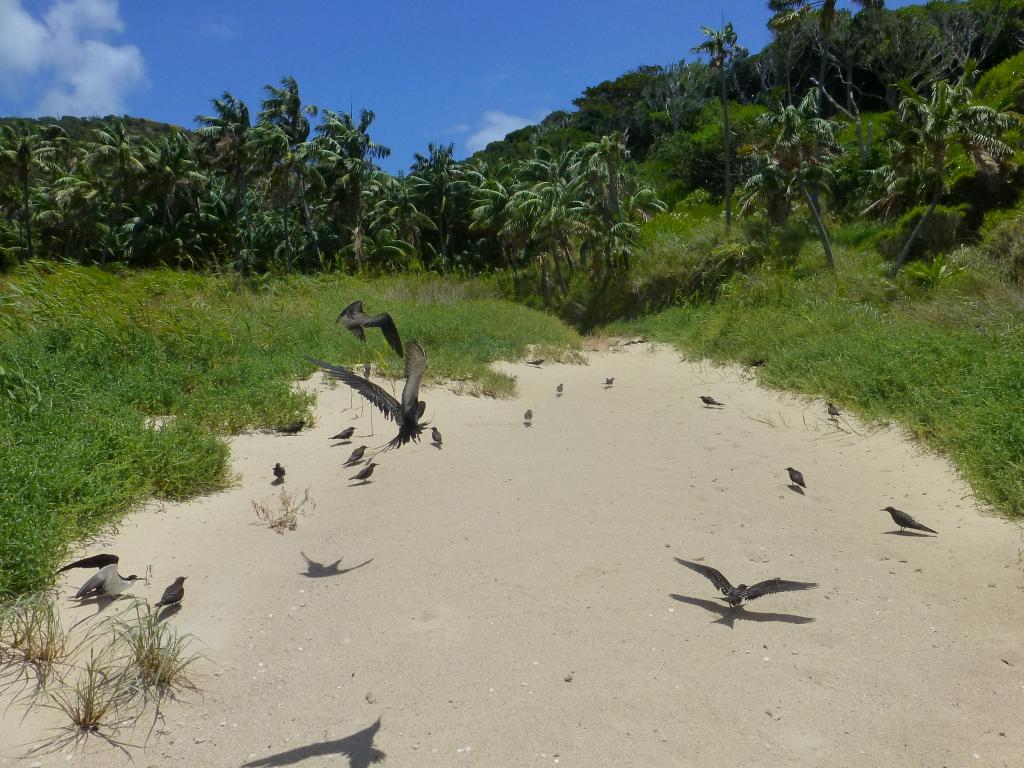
610,241 -> 1024,518
0,264 -> 580,599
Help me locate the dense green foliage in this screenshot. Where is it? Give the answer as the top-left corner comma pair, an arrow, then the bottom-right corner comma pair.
0,265 -> 579,598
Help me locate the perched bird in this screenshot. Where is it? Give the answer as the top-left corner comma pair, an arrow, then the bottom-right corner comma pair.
883,506 -> 937,534
273,463 -> 286,484
431,426 -> 442,446
276,420 -> 305,435
336,300 -> 404,358
745,358 -> 767,367
700,395 -> 724,407
675,558 -> 817,608
827,402 -> 840,418
556,383 -> 563,396
155,576 -> 187,608
786,466 -> 806,489
350,462 -> 377,483
604,378 -> 615,387
58,553 -> 119,573
344,445 -> 367,466
331,426 -> 356,441
74,564 -> 141,599
311,340 -> 429,451
526,359 -> 545,367
523,409 -> 533,425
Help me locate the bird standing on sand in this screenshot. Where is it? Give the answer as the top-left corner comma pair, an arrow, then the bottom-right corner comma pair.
556,383 -> 563,396
883,506 -> 937,534
700,395 -> 724,407
786,467 -> 806,489
273,463 -> 286,484
827,403 -> 840,418
604,378 -> 615,387
74,564 -> 141,599
675,558 -> 817,608
336,300 -> 404,358
526,359 -> 544,367
350,462 -> 377,483
155,576 -> 187,608
331,426 -> 356,441
311,340 -> 429,451
344,445 -> 367,466
276,420 -> 305,435
523,409 -> 533,427
58,553 -> 119,573
431,427 -> 442,446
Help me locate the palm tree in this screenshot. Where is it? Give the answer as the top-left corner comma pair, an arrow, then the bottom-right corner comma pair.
408,143 -> 462,270
875,76 -> 1013,274
89,121 -> 151,266
748,89 -> 841,269
691,23 -> 747,228
0,125 -> 55,261
369,174 -> 435,255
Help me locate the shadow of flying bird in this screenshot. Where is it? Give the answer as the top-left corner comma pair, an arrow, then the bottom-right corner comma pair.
243,718 -> 385,768
311,340 -> 429,451
300,552 -> 375,578
669,594 -> 815,627
337,300 -> 404,358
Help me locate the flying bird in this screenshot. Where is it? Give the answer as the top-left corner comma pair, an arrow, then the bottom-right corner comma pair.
273,463 -> 286,484
883,506 -> 937,534
311,340 -> 428,451
58,553 -> 119,574
556,383 -> 563,396
74,563 -> 141,599
604,378 -> 615,387
331,426 -> 356,441
431,426 -> 442,446
700,395 -> 724,407
155,576 -> 187,608
350,462 -> 378,483
336,300 -> 404,358
276,420 -> 305,435
827,402 -> 840,418
786,467 -> 806,489
344,445 -> 367,466
675,558 -> 817,608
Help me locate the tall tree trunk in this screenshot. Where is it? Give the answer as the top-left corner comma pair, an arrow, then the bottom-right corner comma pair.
721,72 -> 732,229
297,173 -> 320,271
21,178 -> 33,261
891,175 -> 943,275
799,182 -> 835,270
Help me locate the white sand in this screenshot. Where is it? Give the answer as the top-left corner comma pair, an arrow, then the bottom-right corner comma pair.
3,343 -> 1023,767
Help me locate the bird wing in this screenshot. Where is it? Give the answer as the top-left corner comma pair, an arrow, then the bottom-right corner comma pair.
337,300 -> 364,321
58,553 -> 118,573
364,313 -> 404,357
675,558 -> 733,596
309,358 -> 401,421
399,341 -> 427,419
74,564 -> 117,598
744,578 -> 818,601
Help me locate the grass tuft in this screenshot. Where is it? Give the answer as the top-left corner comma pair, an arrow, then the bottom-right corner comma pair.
47,647 -> 134,733
253,488 -> 312,533
0,594 -> 68,681
112,602 -> 200,698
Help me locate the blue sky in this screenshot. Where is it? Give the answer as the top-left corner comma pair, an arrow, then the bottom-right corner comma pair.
0,0 -> 914,173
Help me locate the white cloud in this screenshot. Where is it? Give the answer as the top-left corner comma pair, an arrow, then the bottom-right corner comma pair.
0,0 -> 144,116
465,110 -> 534,153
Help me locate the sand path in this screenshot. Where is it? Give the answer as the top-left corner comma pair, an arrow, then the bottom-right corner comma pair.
3,343 -> 1023,767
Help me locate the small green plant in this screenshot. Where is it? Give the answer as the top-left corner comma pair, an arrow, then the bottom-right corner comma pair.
47,647 -> 133,733
903,254 -> 961,290
0,594 -> 68,678
112,602 -> 200,698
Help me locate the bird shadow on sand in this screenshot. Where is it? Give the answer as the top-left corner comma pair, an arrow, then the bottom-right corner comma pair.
670,594 -> 815,628
271,478 -> 284,487
883,529 -> 934,537
787,484 -> 805,495
242,717 -> 384,768
430,442 -> 442,450
156,603 -> 182,623
300,553 -> 374,578
348,480 -> 373,487
331,440 -> 353,447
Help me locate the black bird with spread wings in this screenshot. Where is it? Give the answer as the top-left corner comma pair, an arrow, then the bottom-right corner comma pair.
311,340 -> 429,451
337,300 -> 404,358
675,558 -> 817,608
58,553 -> 119,573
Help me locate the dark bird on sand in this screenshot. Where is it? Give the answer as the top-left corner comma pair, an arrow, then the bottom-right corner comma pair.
311,340 -> 429,451
556,383 -> 563,396
273,463 -> 286,484
827,402 -> 840,418
745,357 -> 767,367
331,426 -> 356,441
604,377 -> 614,387
431,426 -> 442,445
58,553 -> 119,573
675,558 -> 817,608
350,462 -> 377,482
363,362 -> 372,378
786,466 -> 806,488
276,420 -> 305,435
883,506 -> 937,534
155,576 -> 187,608
344,445 -> 367,466
336,300 -> 404,358
523,409 -> 533,422
74,564 -> 141,599
526,358 -> 544,367
700,395 -> 724,407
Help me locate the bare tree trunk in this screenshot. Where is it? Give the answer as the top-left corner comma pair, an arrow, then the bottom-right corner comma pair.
800,182 -> 835,270
721,72 -> 732,229
891,177 -> 943,275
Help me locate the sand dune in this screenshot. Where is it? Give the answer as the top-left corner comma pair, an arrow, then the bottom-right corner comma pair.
3,343 -> 1023,767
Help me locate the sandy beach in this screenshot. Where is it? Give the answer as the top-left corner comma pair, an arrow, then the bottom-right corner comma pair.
3,342 -> 1022,767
